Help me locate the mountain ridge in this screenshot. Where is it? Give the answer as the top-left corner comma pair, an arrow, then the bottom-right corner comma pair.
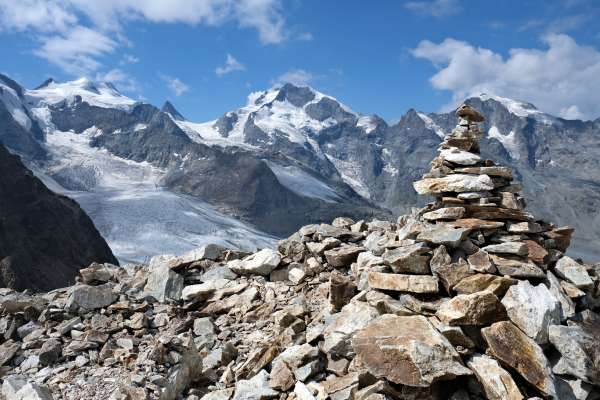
0,74 -> 598,261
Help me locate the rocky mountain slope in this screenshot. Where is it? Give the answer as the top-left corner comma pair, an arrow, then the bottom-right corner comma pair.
0,144 -> 118,292
1,74 -> 598,262
0,109 -> 598,399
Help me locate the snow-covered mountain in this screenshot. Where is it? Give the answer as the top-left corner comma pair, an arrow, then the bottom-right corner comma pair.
1,73 -> 599,261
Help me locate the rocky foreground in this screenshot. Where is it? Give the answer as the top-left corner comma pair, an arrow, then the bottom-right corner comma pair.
1,106 -> 600,400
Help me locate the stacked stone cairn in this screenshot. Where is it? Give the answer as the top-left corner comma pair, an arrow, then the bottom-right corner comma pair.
0,105 -> 599,400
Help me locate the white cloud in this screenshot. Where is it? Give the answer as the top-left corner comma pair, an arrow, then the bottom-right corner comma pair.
215,54 -> 246,76
298,32 -> 313,41
0,0 -> 287,77
404,0 -> 460,18
272,69 -> 314,86
121,54 -> 139,64
34,26 -> 117,75
162,75 -> 189,96
412,34 -> 600,120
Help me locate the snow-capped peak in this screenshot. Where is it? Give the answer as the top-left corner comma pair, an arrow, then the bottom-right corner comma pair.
26,77 -> 138,111
174,83 -> 365,149
476,93 -> 555,124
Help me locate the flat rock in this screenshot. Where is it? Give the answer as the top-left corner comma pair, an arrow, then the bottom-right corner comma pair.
481,321 -> 556,398
413,174 -> 494,195
489,254 -> 545,278
368,272 -> 439,293
507,221 -> 543,233
229,249 -> 281,276
436,290 -> 505,326
324,245 -> 364,268
524,240 -> 548,264
422,207 -> 465,221
454,166 -> 512,178
440,149 -> 481,165
501,280 -> 560,344
352,315 -> 472,387
549,321 -> 600,385
417,225 -> 471,248
447,218 -> 504,230
382,243 -> 431,274
554,256 -> 593,289
0,340 -> 20,367
482,242 -> 528,256
467,354 -> 523,400
453,274 -> 517,297
431,259 -> 474,293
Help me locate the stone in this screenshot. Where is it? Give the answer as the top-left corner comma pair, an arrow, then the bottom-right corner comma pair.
429,318 -> 475,352
462,205 -> 532,221
417,225 -> 471,248
440,148 -> 481,165
201,265 -> 238,281
447,218 -> 504,230
229,249 -> 280,276
507,221 -> 543,234
456,104 -> 485,122
79,263 -> 114,284
322,302 -> 380,357
489,254 -> 545,278
70,283 -> 116,310
288,264 -> 307,284
481,242 -> 528,256
413,174 -> 494,195
201,388 -> 235,400
436,290 -> 505,326
481,321 -> 556,398
182,279 -> 229,301
2,377 -> 54,400
193,317 -> 215,336
352,315 -> 472,387
382,244 -> 430,274
524,240 -> 548,264
324,245 -> 364,268
453,274 -> 516,297
367,272 -> 439,293
554,256 -> 593,289
546,271 -> 575,320
466,354 -> 523,400
329,272 -> 356,312
233,370 -> 279,400
143,264 -> 184,302
549,322 -> 600,385
501,281 -> 560,344
159,334 -> 203,400
38,338 -> 62,366
422,207 -> 465,221
431,259 -> 474,293
556,377 -> 593,400
454,166 -> 512,178
467,250 -> 496,273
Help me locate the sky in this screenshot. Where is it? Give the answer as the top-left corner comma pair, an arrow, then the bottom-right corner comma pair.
1,0 -> 600,122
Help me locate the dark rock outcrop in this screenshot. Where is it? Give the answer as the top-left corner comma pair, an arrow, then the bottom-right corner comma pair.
0,144 -> 118,291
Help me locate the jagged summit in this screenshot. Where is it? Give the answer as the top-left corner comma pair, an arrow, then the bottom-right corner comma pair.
35,78 -> 55,90
161,100 -> 185,120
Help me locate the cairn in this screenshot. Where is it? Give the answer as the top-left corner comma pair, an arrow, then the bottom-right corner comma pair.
0,105 -> 599,400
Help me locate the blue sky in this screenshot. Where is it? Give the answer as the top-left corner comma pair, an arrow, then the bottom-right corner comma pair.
1,0 -> 600,121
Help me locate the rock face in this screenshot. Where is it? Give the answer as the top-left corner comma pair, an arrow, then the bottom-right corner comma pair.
0,104 -> 599,400
0,144 -> 118,292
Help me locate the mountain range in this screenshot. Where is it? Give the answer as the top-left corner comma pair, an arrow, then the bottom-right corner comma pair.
1,73 -> 598,262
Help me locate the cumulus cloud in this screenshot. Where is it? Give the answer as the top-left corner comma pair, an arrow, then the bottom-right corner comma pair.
404,0 -> 460,18
0,0 -> 287,78
272,69 -> 314,86
162,75 -> 189,96
412,34 -> 600,120
215,54 -> 246,77
95,68 -> 139,92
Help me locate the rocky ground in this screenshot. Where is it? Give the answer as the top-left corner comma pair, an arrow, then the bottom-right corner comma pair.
1,106 -> 599,400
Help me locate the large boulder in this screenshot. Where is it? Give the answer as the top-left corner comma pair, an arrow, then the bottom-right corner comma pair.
351,314 -> 472,387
